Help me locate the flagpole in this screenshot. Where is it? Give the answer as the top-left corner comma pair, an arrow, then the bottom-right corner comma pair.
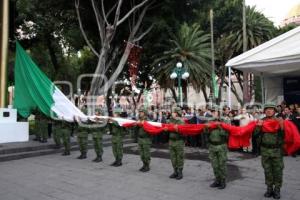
0,0 -> 9,107
242,0 -> 248,105
210,9 -> 216,103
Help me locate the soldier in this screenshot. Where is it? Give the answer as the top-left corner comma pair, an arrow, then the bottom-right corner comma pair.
167,107 -> 185,180
136,108 -> 152,172
109,108 -> 125,167
54,117 -> 71,156
77,107 -> 89,159
253,103 -> 284,199
34,111 -> 48,143
205,108 -> 229,189
91,109 -> 106,163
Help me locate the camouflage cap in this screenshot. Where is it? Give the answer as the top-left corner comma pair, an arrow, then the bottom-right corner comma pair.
113,107 -> 123,114
138,107 -> 148,114
95,108 -> 104,115
263,103 -> 277,111
172,107 -> 182,115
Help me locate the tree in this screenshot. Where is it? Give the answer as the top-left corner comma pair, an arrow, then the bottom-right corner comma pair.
216,4 -> 276,105
152,23 -> 211,103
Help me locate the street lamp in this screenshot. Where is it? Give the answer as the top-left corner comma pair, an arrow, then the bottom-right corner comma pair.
170,62 -> 189,107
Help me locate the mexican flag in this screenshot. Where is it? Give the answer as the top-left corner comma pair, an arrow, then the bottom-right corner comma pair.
14,42 -> 85,121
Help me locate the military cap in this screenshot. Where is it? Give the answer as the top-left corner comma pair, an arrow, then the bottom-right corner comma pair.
263,103 -> 277,111
138,107 -> 148,114
113,107 -> 123,114
172,107 -> 182,115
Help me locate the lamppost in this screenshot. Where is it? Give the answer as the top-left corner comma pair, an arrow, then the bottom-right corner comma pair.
170,62 -> 190,107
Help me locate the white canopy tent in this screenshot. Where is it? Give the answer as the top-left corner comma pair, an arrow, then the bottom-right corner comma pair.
226,26 -> 300,107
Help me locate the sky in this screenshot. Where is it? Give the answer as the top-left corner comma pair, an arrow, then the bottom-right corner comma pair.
246,0 -> 300,26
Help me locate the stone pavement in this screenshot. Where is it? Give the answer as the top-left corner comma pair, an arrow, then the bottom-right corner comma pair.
0,143 -> 299,200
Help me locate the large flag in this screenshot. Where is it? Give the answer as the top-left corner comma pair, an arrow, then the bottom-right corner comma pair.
14,42 -> 85,121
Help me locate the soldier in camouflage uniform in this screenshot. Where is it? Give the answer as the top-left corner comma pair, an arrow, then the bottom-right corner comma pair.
54,118 -> 71,156
77,107 -> 89,159
91,110 -> 106,162
109,108 -> 125,167
34,111 -> 48,143
205,109 -> 229,189
253,103 -> 284,199
136,108 -> 152,172
167,107 -> 185,180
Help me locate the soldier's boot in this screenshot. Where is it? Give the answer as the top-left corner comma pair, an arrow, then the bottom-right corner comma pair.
62,151 -> 70,156
77,152 -> 87,159
176,168 -> 183,180
92,156 -> 103,163
110,160 -> 118,166
273,187 -> 281,199
114,159 -> 122,167
40,138 -> 48,143
218,180 -> 226,189
33,136 -> 41,141
264,186 -> 273,198
169,168 -> 178,179
142,162 -> 150,172
210,180 -> 220,188
139,162 -> 146,172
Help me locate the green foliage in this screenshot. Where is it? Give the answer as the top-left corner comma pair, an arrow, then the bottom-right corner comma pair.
152,23 -> 211,92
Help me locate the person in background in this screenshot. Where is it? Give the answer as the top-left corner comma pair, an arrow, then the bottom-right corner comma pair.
234,108 -> 254,152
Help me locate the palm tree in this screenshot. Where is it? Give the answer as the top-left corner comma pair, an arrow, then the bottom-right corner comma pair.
152,23 -> 211,103
217,5 -> 277,104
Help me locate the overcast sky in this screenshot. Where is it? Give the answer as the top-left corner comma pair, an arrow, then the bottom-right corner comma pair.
246,0 -> 300,26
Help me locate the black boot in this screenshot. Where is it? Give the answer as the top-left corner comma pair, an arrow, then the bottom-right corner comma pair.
176,168 -> 183,180
210,180 -> 220,188
40,139 -> 47,143
110,160 -> 118,166
218,180 -> 226,189
62,151 -> 70,156
264,186 -> 273,198
142,163 -> 150,172
92,156 -> 103,163
169,168 -> 178,179
114,159 -> 122,167
139,162 -> 146,172
77,152 -> 87,159
273,187 -> 281,199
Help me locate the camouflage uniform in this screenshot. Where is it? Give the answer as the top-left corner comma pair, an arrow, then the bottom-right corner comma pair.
136,110 -> 152,172
91,124 -> 105,162
205,118 -> 229,189
253,103 -> 284,199
109,120 -> 124,166
34,112 -> 48,143
168,107 -> 185,180
54,120 -> 71,155
77,122 -> 89,159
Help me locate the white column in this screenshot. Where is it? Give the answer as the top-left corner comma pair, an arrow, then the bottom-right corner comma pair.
228,66 -> 232,109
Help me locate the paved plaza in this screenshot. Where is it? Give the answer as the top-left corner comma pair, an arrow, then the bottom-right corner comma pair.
0,143 -> 299,200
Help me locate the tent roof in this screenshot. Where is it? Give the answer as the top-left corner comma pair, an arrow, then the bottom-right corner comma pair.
226,26 -> 300,77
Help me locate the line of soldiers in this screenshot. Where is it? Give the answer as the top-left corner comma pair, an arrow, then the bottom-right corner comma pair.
39,103 -> 284,200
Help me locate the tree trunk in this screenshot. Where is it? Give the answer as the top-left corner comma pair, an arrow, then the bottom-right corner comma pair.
46,34 -> 60,72
201,85 -> 209,103
170,87 -> 177,103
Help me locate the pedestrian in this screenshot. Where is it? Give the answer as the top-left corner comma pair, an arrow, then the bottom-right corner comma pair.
167,107 -> 185,180
253,103 -> 284,199
205,108 -> 229,189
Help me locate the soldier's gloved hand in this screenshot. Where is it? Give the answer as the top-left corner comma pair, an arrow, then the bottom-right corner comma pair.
256,120 -> 263,126
277,118 -> 284,130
